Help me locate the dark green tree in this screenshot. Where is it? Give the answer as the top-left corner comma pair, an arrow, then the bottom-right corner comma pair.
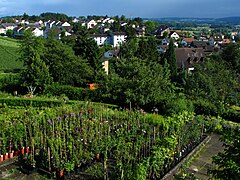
136,36 -> 161,63
221,44 -> 240,73
73,29 -> 102,80
98,57 -> 174,109
42,38 -> 93,86
164,40 -> 178,81
19,31 -> 52,91
185,57 -> 239,105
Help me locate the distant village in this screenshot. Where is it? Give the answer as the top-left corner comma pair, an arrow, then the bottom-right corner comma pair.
0,14 -> 239,71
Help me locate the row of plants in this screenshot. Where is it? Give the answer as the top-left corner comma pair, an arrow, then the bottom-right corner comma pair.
0,102 -> 206,179
0,97 -> 65,108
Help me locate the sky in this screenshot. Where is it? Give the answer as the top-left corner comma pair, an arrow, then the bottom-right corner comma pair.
0,0 -> 240,18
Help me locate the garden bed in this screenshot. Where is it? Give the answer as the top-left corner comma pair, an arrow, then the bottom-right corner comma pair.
0,102 -> 206,179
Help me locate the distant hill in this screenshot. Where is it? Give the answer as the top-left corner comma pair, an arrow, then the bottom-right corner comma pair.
0,37 -> 23,71
216,17 -> 240,25
145,16 -> 240,25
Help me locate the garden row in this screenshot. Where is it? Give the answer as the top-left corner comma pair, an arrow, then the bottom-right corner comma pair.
0,102 -> 218,179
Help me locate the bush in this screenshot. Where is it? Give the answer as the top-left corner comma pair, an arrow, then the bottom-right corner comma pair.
0,97 -> 64,108
44,83 -> 96,101
193,99 -> 218,116
221,108 -> 240,123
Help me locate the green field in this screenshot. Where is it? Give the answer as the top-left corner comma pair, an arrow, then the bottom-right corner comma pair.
0,36 -> 23,70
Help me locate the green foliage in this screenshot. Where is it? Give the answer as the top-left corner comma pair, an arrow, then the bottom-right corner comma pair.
145,20 -> 159,34
73,30 -> 102,80
163,40 -> 177,81
19,32 -> 52,89
161,94 -> 194,115
186,57 -> 240,107
6,29 -> 14,37
42,38 -> 93,86
209,128 -> 240,179
221,43 -> 240,73
44,83 -> 96,101
98,57 -> 174,109
0,97 -> 64,107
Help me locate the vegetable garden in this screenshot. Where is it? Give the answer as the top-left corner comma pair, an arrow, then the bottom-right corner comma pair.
0,102 -> 206,179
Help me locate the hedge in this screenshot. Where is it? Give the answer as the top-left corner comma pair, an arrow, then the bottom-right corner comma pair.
44,83 -> 96,101
0,97 -> 64,108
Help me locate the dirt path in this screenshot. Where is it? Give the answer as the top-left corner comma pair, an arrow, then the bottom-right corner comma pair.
186,134 -> 224,180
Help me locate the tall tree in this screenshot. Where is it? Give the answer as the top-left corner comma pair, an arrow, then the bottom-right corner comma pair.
98,57 -> 174,109
164,40 -> 178,81
19,31 -> 52,91
221,44 -> 240,73
73,29 -> 102,80
42,38 -> 93,86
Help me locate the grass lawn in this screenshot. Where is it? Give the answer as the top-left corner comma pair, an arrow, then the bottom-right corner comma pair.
0,36 -> 23,70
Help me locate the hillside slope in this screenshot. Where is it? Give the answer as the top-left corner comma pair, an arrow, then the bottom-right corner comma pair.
0,37 -> 23,70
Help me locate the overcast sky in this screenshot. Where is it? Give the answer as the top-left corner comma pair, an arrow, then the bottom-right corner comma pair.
0,0 -> 240,18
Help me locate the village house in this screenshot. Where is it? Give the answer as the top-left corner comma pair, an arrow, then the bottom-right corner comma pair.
169,31 -> 180,40
112,32 -> 127,47
181,38 -> 195,47
152,25 -> 170,37
87,19 -> 97,29
176,48 -> 206,72
92,32 -> 127,47
92,34 -> 111,46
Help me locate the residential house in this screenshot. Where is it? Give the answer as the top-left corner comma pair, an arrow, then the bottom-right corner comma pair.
31,27 -> 43,37
61,22 -> 71,27
0,24 -> 6,34
2,23 -> 17,31
92,34 -> 111,46
102,18 -> 114,24
152,25 -> 170,37
87,19 -> 97,29
121,22 -> 128,27
169,31 -> 180,40
181,38 -> 195,47
176,48 -> 206,71
112,32 -> 127,47
102,49 -> 119,75
191,41 -> 208,48
92,32 -> 127,47
72,18 -> 80,23
45,21 -> 56,29
209,35 -> 223,46
161,38 -> 170,45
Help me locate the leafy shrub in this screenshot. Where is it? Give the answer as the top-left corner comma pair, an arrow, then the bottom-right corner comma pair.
44,83 -> 96,101
193,99 -> 218,116
221,108 -> 240,123
0,97 -> 64,107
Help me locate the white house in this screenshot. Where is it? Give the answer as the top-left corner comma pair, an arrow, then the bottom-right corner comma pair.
32,28 -> 43,37
87,19 -> 97,29
72,18 -> 80,23
170,31 -> 180,40
112,32 -> 127,47
46,21 -> 56,29
92,34 -> 111,46
61,22 -> 71,27
0,25 -> 6,34
2,23 -> 17,31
